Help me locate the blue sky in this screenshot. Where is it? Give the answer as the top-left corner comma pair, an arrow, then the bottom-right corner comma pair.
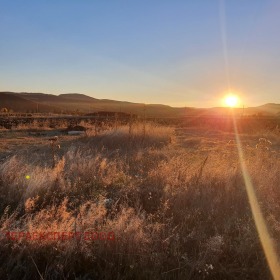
0,0 -> 279,107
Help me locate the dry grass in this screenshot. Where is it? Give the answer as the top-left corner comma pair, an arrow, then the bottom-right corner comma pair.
0,122 -> 280,279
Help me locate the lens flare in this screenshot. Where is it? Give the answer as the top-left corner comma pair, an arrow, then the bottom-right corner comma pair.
232,113 -> 280,279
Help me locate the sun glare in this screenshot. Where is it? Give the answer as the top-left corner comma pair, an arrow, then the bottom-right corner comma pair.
224,94 -> 239,107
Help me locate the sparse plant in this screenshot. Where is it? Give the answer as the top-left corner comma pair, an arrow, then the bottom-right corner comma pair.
114,112 -> 118,130
129,112 -> 133,137
256,137 -> 272,150
142,105 -> 146,139
49,136 -> 60,168
227,139 -> 235,145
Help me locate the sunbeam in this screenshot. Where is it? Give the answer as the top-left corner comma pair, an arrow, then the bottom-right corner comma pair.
220,0 -> 280,276
219,0 -> 231,91
232,112 -> 280,279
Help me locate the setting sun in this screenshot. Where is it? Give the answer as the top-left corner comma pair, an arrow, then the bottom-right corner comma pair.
224,95 -> 239,107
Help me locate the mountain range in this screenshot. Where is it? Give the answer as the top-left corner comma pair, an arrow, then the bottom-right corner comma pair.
0,91 -> 279,118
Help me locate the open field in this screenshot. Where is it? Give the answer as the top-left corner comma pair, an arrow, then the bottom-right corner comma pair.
0,121 -> 280,279
2,0 -> 280,279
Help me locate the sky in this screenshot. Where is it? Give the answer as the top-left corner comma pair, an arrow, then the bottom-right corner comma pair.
0,0 -> 280,107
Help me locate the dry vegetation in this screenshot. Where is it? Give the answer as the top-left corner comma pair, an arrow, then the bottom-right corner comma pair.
0,121 -> 280,279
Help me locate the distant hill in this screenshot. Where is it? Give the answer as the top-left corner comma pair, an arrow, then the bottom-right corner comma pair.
58,93 -> 99,103
0,91 -> 279,117
254,103 -> 280,115
0,92 -> 180,117
0,92 -> 58,113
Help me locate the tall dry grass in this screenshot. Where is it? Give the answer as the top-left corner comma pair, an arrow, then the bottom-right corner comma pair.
0,123 -> 279,279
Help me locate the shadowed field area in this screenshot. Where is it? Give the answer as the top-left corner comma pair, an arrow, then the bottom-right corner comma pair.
0,122 -> 280,279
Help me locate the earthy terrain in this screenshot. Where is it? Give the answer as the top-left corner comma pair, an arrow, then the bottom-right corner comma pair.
0,120 -> 280,279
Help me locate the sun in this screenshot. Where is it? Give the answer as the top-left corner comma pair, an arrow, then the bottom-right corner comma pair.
224,94 -> 239,107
